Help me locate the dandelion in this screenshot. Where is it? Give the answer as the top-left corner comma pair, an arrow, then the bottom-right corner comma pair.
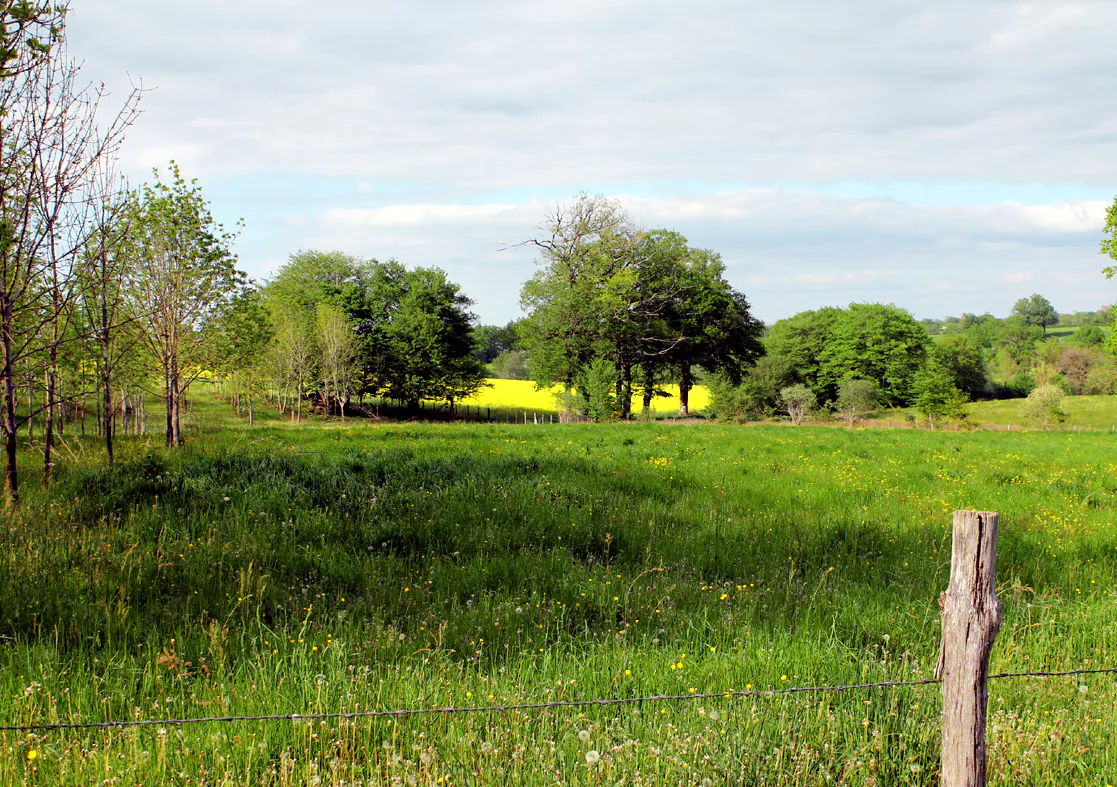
585,750 -> 600,765
780,675 -> 788,681
27,749 -> 38,761
578,729 -> 591,742
1079,685 -> 1088,694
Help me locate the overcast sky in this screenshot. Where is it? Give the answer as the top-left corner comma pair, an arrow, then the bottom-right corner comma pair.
67,0 -> 1117,326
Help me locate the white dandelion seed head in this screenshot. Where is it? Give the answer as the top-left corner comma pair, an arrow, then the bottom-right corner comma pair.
577,729 -> 590,742
585,750 -> 600,765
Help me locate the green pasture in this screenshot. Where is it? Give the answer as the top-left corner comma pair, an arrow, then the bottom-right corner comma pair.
1,397 -> 1115,785
966,394 -> 1117,431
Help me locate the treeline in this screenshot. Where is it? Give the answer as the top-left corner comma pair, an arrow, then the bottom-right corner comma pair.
253,251 -> 485,419
708,296 -> 1117,426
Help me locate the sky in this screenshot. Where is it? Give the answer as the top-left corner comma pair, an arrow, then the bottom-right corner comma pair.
66,0 -> 1117,326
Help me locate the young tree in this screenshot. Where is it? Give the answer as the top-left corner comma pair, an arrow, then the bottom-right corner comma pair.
127,163 -> 244,447
315,302 -> 354,419
779,384 -> 816,425
1020,384 -> 1067,430
835,379 -> 878,427
912,365 -> 967,430
0,8 -> 140,501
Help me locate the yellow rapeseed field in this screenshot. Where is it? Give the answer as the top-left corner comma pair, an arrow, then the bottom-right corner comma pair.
459,378 -> 710,415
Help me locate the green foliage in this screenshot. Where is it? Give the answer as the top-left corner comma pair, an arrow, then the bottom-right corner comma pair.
835,378 -> 878,426
929,336 -> 989,398
1020,384 -> 1068,430
817,304 -> 930,406
911,364 -> 968,429
1011,293 -> 1059,335
487,349 -> 530,380
997,320 -> 1043,368
263,254 -> 485,409
763,307 -> 842,397
778,383 -> 816,425
1102,195 -> 1117,278
518,196 -> 762,417
472,321 -> 521,364
1073,323 -> 1105,347
576,356 -> 619,422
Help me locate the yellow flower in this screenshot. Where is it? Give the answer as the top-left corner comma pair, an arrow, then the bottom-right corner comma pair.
27,749 -> 38,761
781,675 -> 788,681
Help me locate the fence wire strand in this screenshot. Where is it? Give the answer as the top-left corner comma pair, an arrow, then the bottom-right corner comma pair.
2,666 -> 1114,734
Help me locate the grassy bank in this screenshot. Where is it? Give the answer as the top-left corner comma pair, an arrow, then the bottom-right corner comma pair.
1,400 -> 1115,784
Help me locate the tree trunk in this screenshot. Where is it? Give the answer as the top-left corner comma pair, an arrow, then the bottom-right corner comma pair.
678,361 -> 692,417
620,361 -> 632,419
2,313 -> 20,505
164,360 -> 175,448
44,346 -> 57,484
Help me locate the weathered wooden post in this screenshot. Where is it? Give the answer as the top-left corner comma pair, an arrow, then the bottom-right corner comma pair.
937,510 -> 1002,787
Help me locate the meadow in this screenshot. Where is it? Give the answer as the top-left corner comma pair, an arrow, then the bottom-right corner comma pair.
965,394 -> 1117,432
1,395 -> 1115,785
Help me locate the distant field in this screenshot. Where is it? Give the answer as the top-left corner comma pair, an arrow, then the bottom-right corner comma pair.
458,378 -> 711,416
966,394 -> 1117,431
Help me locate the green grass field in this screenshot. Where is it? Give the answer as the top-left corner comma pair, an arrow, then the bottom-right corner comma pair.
2,394 -> 1115,785
965,394 -> 1117,431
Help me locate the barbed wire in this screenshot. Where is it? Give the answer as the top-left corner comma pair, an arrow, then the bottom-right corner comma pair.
2,666 -> 1114,734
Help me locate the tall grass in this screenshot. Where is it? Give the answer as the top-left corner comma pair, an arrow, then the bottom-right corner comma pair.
1,398 -> 1114,784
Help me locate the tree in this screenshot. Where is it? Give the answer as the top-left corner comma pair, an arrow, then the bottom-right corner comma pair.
779,384 -> 816,425
929,337 -> 989,399
817,304 -> 929,406
996,321 -> 1043,369
127,163 -> 245,447
835,379 -> 878,427
209,288 -> 272,424
911,365 -> 968,430
315,302 -> 354,418
1020,384 -> 1067,430
0,6 -> 140,502
577,356 -> 619,422
1011,294 -> 1058,335
1102,195 -> 1117,279
764,307 -> 842,398
518,193 -> 633,400
518,195 -> 763,419
663,249 -> 764,416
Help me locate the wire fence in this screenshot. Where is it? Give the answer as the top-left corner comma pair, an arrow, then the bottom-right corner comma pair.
3,666 -> 1115,734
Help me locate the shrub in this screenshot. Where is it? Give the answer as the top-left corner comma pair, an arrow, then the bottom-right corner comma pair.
835,379 -> 878,426
1020,384 -> 1068,430
779,384 -> 816,425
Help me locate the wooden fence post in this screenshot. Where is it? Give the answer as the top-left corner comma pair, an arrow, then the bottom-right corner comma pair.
937,510 -> 1002,787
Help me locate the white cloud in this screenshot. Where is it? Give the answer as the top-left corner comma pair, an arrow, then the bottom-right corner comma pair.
54,1 -> 1117,323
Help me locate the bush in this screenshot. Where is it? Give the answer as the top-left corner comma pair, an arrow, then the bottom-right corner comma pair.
577,357 -> 619,423
1020,384 -> 1068,430
835,379 -> 878,426
779,384 -> 816,425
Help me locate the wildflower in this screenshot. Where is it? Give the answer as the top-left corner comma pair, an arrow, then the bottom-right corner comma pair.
1079,685 -> 1088,694
578,729 -> 591,742
585,750 -> 600,765
27,749 -> 38,761
781,675 -> 788,681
